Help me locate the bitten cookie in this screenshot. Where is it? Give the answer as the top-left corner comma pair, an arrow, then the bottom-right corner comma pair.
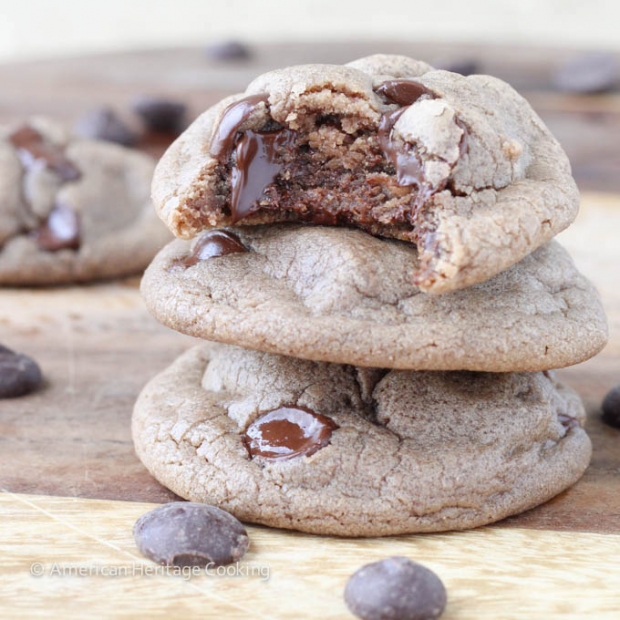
132,344 -> 591,537
0,118 -> 170,284
152,54 -> 579,293
141,225 -> 607,372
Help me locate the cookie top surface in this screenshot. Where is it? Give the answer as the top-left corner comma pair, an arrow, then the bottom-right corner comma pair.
0,118 -> 170,285
141,225 -> 607,372
152,54 -> 579,293
133,344 -> 591,536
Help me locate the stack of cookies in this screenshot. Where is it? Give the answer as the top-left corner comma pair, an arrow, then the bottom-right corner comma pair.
133,55 -> 607,536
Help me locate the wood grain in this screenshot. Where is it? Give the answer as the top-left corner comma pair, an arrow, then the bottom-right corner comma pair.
1,492 -> 619,619
0,192 -> 619,535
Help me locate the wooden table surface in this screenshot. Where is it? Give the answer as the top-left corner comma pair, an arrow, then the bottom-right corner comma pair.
0,42 -> 619,618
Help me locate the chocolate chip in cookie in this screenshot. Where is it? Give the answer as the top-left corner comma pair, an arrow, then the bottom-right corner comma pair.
133,502 -> 249,567
0,345 -> 43,399
344,556 -> 447,620
178,229 -> 248,268
243,406 -> 338,460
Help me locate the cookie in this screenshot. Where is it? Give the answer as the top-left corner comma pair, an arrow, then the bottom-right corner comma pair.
132,344 -> 591,537
152,54 -> 579,294
0,118 -> 170,285
141,225 -> 607,372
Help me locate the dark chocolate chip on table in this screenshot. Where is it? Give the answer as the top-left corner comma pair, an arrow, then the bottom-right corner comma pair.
132,96 -> 188,134
243,406 -> 338,461
74,108 -> 138,146
206,40 -> 251,61
552,52 -> 619,94
0,345 -> 43,399
602,384 -> 620,429
33,204 -> 81,252
344,556 -> 447,620
133,502 -> 249,567
435,59 -> 480,76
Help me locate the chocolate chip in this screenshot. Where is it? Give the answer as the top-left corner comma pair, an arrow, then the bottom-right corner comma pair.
133,502 -> 249,567
74,108 -> 138,146
132,97 -> 187,134
9,125 -> 81,181
33,204 -> 80,252
181,229 -> 248,267
602,384 -> 620,429
344,556 -> 447,620
243,406 -> 338,461
375,80 -> 435,106
436,59 -> 480,76
206,40 -> 251,61
0,345 -> 43,399
552,53 -> 619,94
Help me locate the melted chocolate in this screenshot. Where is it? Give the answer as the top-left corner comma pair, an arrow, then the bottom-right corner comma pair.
230,128 -> 295,222
209,94 -> 297,223
32,204 -> 81,251
378,108 -> 427,190
9,125 -> 81,181
375,80 -> 467,212
210,94 -> 270,162
375,79 -> 433,106
181,229 -> 247,267
243,406 -> 338,461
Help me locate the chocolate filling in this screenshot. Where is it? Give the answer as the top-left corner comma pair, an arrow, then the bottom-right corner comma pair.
209,83 -> 463,240
243,406 -> 338,461
230,128 -> 296,222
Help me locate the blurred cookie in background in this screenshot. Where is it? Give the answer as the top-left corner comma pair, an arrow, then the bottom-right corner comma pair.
0,117 -> 170,285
